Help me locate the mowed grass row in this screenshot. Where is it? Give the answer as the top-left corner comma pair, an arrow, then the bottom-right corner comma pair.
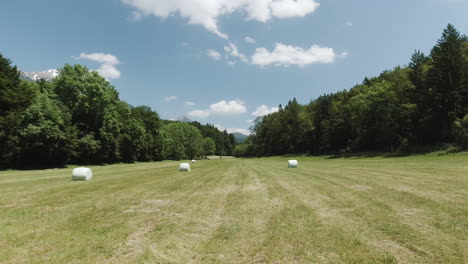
0,155 -> 467,263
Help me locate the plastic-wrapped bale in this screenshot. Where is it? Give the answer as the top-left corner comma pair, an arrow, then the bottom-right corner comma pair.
191,160 -> 196,163
72,167 -> 93,181
288,160 -> 298,168
180,163 -> 191,171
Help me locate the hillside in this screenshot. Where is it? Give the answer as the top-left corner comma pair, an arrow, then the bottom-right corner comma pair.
232,132 -> 248,143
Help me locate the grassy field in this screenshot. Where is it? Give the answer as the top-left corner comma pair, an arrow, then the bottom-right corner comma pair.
0,154 -> 467,263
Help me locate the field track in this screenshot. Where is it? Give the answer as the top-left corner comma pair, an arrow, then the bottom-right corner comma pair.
0,155 -> 467,263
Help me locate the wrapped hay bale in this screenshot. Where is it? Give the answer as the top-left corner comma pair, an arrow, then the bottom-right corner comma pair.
180,163 -> 191,171
72,167 -> 93,181
288,160 -> 298,168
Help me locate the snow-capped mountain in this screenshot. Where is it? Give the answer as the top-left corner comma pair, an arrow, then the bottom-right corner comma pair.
20,69 -> 59,82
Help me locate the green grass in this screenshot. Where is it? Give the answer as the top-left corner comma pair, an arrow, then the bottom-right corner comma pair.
0,154 -> 467,263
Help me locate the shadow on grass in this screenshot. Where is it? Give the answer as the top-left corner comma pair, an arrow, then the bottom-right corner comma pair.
326,152 -> 410,159
2,162 -> 112,171
326,144 -> 464,159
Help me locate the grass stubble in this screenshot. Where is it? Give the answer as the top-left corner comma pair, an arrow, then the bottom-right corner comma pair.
0,154 -> 467,263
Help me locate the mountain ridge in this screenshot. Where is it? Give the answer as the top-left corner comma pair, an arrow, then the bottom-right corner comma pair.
20,69 -> 59,82
232,132 -> 248,143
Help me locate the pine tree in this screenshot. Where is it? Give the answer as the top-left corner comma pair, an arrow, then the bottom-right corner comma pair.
427,24 -> 467,140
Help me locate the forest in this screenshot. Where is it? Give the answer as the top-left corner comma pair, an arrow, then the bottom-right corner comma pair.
234,24 -> 468,157
1,25 -> 467,168
0,59 -> 235,169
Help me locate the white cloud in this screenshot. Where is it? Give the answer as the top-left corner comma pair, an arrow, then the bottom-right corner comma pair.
121,0 -> 320,39
96,64 -> 121,79
215,125 -> 251,135
164,96 -> 177,102
244,36 -> 256,44
77,53 -> 121,79
224,42 -> 248,64
187,99 -> 247,119
188,109 -> 211,118
210,99 -> 247,115
130,10 -> 144,21
207,49 -> 221,61
184,101 -> 195,106
339,51 -> 349,58
251,43 -> 345,67
269,0 -> 319,18
228,128 -> 251,135
345,21 -> 353,27
246,119 -> 254,123
78,53 -> 120,65
252,104 -> 279,117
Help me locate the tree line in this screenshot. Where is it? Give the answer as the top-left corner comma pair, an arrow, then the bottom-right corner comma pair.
0,62 -> 235,169
234,24 -> 468,157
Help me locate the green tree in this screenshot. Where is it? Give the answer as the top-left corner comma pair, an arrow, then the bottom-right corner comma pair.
453,114 -> 468,148
202,137 -> 216,157
16,89 -> 75,168
116,101 -> 145,163
0,54 -> 37,168
348,81 -> 400,150
283,98 -> 305,153
53,64 -> 123,163
427,24 -> 467,141
161,122 -> 204,160
132,106 -> 163,161
409,50 -> 432,143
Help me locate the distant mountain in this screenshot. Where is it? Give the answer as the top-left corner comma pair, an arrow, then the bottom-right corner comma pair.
176,116 -> 192,122
232,132 -> 248,143
20,69 -> 59,82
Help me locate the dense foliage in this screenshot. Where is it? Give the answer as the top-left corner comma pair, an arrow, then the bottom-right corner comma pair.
0,61 -> 235,169
235,24 -> 468,157
2,24 -> 466,166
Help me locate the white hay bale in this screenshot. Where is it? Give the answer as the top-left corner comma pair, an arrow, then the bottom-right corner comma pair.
288,160 -> 298,168
72,167 -> 93,181
180,163 -> 191,171
192,160 -> 196,163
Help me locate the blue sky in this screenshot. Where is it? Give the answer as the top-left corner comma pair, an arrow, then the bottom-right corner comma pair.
1,0 -> 467,134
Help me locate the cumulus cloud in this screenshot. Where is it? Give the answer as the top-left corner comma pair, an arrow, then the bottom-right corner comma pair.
251,43 -> 346,67
164,96 -> 177,102
207,49 -> 221,61
224,42 -> 249,64
188,109 -> 211,118
121,0 -> 320,38
252,104 -> 279,117
78,53 -> 120,65
269,0 -> 319,18
188,99 -> 247,118
211,99 -> 247,115
215,125 -> 251,135
244,36 -> 256,44
77,53 -> 121,79
184,101 -> 195,106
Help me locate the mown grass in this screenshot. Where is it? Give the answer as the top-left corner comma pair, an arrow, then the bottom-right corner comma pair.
0,154 -> 467,263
